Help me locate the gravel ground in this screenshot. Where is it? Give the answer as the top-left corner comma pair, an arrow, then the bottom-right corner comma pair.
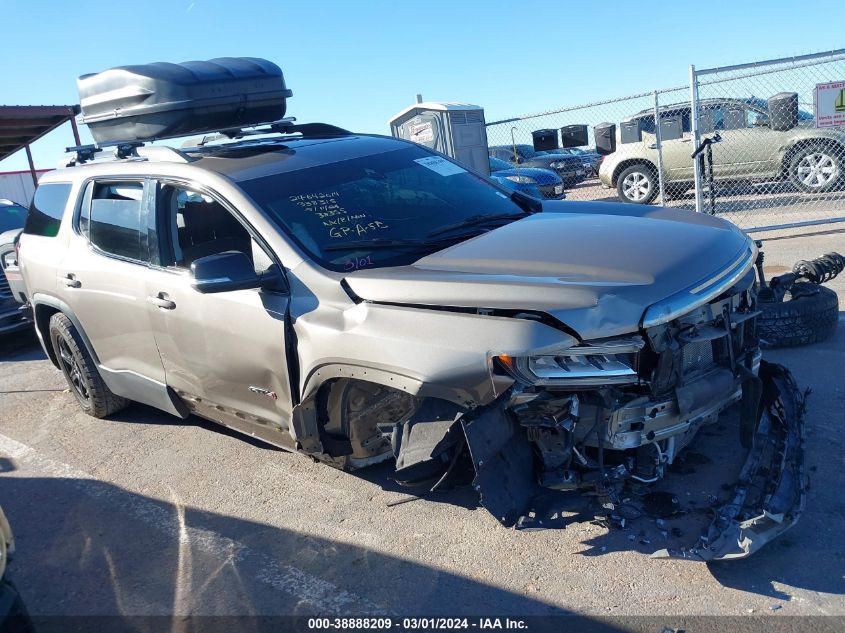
0,229 -> 843,625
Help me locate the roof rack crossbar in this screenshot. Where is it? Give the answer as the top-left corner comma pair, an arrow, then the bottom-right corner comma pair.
64,143 -> 101,164
63,118 -> 353,165
204,118 -> 351,144
64,140 -> 144,165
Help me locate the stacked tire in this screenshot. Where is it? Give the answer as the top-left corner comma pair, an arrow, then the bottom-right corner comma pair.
757,283 -> 839,348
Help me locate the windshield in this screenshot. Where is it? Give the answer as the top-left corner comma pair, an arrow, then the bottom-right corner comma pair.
239,145 -> 527,272
0,204 -> 28,233
515,145 -> 538,158
489,156 -> 513,171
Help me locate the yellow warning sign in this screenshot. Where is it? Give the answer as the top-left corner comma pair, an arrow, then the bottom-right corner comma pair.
815,81 -> 845,127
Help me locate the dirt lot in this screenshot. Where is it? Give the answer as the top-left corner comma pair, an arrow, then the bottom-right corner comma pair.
0,229 -> 843,624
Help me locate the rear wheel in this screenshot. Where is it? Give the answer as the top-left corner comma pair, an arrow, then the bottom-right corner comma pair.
49,313 -> 128,418
789,143 -> 843,193
617,164 -> 657,204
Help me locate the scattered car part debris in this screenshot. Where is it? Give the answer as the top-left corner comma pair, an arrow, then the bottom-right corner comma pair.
756,249 -> 842,347
652,362 -> 806,561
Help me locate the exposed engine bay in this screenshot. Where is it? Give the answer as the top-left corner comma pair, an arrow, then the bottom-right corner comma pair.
306,276 -> 805,562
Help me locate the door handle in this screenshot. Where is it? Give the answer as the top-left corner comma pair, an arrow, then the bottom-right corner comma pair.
61,274 -> 81,288
147,292 -> 176,310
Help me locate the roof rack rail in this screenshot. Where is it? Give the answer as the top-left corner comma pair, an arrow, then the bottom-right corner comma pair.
188,118 -> 352,147
61,118 -> 353,167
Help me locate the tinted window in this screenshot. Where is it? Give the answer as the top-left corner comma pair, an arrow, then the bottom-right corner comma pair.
88,182 -> 147,261
240,145 -> 527,272
637,115 -> 656,134
640,109 -> 692,134
514,145 -> 538,159
490,148 -> 515,162
23,183 -> 72,237
157,183 -> 262,271
0,204 -> 28,233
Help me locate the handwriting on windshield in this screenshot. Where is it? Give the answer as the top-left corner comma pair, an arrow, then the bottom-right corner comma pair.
289,192 -> 390,240
344,255 -> 375,271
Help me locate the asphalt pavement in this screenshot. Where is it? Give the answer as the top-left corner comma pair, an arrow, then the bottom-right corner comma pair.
0,230 -> 843,625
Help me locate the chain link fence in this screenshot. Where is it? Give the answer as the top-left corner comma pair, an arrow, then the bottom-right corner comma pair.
484,48 -> 845,232
691,50 -> 845,231
486,86 -> 689,208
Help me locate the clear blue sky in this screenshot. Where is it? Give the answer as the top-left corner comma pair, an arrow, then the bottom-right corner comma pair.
1,0 -> 841,171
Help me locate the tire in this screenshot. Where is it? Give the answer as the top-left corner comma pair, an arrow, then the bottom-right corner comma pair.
757,283 -> 839,348
788,143 -> 844,193
616,164 -> 658,204
49,313 -> 128,418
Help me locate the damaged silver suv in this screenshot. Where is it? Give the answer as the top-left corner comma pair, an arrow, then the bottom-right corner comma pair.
19,58 -> 804,561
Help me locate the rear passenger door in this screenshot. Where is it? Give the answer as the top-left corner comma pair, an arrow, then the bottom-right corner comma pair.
58,178 -> 178,414
143,180 -> 294,442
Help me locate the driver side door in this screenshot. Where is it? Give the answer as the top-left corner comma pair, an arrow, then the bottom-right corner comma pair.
144,179 -> 295,446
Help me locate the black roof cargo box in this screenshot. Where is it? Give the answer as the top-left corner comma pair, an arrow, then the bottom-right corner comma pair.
78,57 -> 292,144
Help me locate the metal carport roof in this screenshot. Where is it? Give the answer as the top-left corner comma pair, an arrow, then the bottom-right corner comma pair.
0,105 -> 81,183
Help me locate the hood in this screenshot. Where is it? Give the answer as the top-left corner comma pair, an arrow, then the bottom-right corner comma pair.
344,207 -> 753,340
490,167 -> 561,185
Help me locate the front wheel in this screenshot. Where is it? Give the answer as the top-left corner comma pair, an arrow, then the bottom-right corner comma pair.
617,164 -> 657,204
789,144 -> 844,193
49,313 -> 128,418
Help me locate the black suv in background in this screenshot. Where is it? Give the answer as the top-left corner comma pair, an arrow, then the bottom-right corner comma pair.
0,199 -> 31,335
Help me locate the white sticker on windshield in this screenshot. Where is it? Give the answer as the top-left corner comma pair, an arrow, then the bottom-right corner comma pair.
414,156 -> 467,177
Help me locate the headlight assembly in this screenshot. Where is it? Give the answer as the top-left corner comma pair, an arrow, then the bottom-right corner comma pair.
495,337 -> 644,387
504,175 -> 536,184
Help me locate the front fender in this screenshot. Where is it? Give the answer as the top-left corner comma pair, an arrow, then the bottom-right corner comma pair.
295,302 -> 577,409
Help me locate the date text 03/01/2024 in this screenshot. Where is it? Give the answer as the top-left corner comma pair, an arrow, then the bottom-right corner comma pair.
307,617 -> 529,630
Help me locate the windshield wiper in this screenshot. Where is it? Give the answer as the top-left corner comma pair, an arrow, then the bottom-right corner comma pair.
323,232 -> 486,252
323,238 -> 432,251
426,212 -> 529,238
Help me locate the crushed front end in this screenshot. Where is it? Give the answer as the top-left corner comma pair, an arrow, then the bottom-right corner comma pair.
488,271 -> 760,493
452,268 -> 805,560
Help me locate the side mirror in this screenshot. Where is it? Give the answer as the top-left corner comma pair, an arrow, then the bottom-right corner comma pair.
191,251 -> 262,294
752,114 -> 770,127
511,190 -> 543,213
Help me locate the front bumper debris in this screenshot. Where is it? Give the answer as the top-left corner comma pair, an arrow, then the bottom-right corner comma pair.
452,359 -> 806,560
386,279 -> 803,560
652,362 -> 806,561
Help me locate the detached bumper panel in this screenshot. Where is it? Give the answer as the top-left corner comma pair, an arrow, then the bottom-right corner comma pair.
652,361 -> 806,561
